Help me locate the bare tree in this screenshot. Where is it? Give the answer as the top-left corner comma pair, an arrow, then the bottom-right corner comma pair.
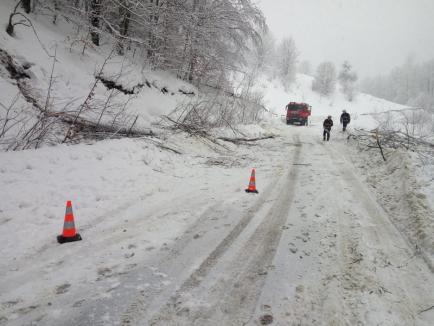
0,94 -> 27,142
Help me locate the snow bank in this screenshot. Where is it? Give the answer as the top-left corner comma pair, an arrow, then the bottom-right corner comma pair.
344,137 -> 434,269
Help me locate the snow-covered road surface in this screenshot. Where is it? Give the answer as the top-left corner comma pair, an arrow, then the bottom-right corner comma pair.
1,123 -> 433,326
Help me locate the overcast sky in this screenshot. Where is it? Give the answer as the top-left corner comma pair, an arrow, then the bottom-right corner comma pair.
256,0 -> 434,78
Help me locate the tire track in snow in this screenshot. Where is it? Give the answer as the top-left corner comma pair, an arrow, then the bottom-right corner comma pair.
64,197 -> 256,326
248,131 -> 434,326
118,137 -> 299,325
332,143 -> 434,273
324,139 -> 434,324
313,139 -> 412,324
251,135 -> 357,325
146,135 -> 301,325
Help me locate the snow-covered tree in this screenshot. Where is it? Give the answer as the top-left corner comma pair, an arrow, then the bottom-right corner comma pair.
298,60 -> 312,75
249,30 -> 275,76
338,61 -> 358,101
18,0 -> 266,89
275,37 -> 298,90
241,30 -> 274,95
312,61 -> 336,96
361,58 -> 434,112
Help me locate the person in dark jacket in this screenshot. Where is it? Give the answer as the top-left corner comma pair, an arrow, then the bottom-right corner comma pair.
323,115 -> 333,141
340,110 -> 351,131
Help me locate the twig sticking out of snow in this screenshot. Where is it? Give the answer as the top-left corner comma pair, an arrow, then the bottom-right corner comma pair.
347,128 -> 434,163
418,305 -> 434,314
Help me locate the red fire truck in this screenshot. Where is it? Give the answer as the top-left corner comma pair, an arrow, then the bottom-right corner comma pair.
285,102 -> 311,126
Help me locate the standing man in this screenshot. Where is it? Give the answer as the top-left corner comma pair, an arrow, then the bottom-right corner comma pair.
323,115 -> 333,141
340,109 -> 351,131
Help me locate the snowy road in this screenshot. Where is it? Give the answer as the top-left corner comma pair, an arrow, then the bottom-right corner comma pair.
1,124 -> 433,326
78,126 -> 433,325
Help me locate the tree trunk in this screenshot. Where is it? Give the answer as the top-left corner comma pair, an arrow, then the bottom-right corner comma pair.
147,0 -> 161,66
90,0 -> 102,46
117,1 -> 130,55
52,0 -> 58,24
186,0 -> 200,82
22,0 -> 31,13
188,54 -> 195,82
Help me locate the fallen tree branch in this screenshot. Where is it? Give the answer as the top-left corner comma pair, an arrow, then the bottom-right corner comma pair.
163,115 -> 209,138
218,135 -> 275,144
348,128 -> 434,162
62,50 -> 115,143
375,129 -> 387,162
7,1 -> 54,58
155,143 -> 182,154
52,112 -> 153,139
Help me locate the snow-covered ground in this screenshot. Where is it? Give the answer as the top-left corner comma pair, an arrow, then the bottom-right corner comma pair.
2,119 -> 433,326
0,123 -> 268,324
1,0 -> 434,324
0,0 -> 196,147
258,73 -> 434,270
257,74 -> 409,129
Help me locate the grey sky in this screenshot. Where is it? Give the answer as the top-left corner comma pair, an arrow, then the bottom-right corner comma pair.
256,0 -> 434,77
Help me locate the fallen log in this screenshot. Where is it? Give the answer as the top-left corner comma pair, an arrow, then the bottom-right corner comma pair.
49,111 -> 154,140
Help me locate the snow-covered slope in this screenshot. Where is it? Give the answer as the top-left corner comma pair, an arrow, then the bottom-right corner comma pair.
258,74 -> 408,129
0,0 -> 196,139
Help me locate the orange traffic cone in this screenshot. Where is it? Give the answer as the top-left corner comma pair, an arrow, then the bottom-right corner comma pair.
245,169 -> 259,193
57,201 -> 82,244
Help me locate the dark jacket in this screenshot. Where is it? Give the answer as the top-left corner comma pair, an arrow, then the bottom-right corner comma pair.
340,112 -> 350,124
323,118 -> 333,130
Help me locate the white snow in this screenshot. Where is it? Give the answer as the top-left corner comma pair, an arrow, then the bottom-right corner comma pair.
2,117 -> 433,325
257,74 -> 409,129
0,0 -> 197,142
1,0 -> 433,325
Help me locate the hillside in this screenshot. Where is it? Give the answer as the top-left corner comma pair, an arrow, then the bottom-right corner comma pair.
0,0 -> 203,151
258,74 -> 408,129
1,1 -> 434,325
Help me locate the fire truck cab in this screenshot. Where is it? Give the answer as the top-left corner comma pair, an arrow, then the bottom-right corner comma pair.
285,102 -> 311,126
